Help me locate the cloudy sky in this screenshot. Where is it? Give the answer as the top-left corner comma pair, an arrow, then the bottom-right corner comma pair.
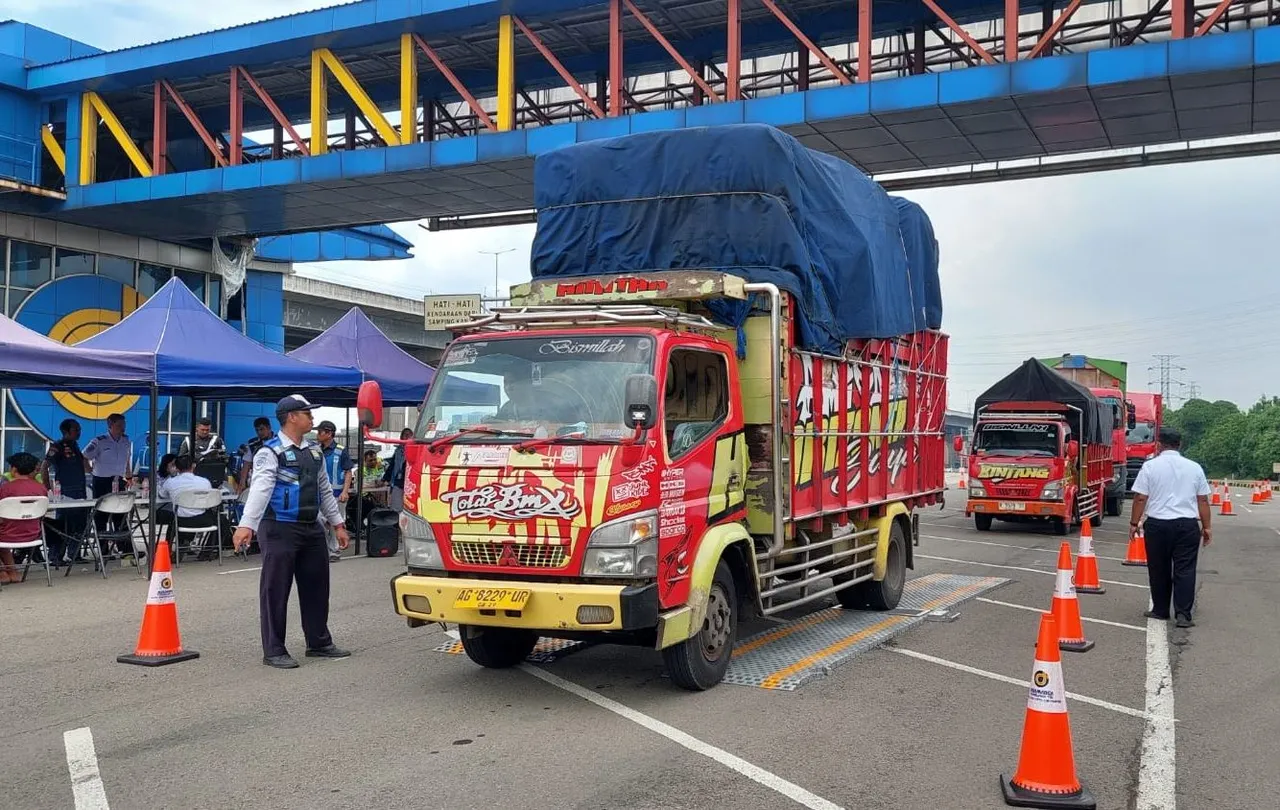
5,0 -> 1278,412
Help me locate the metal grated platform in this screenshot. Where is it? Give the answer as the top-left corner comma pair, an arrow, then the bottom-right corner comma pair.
432,573 -> 1007,686
723,573 -> 1008,691
434,635 -> 591,664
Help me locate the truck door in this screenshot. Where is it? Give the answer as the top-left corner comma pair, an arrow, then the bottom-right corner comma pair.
657,345 -> 747,608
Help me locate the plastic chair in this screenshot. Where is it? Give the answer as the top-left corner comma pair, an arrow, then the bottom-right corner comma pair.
173,489 -> 224,566
72,491 -> 137,578
0,495 -> 53,587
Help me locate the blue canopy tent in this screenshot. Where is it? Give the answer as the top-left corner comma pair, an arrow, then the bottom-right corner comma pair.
0,311 -> 156,391
71,278 -> 364,567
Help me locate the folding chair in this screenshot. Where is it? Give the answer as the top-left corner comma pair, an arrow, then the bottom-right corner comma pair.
173,489 -> 225,566
72,491 -> 136,578
0,495 -> 53,588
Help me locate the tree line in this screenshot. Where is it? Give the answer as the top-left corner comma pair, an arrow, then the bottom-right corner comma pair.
1163,397 -> 1280,480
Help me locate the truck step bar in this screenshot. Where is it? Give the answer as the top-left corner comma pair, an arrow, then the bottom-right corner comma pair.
756,524 -> 880,616
1076,485 -> 1100,520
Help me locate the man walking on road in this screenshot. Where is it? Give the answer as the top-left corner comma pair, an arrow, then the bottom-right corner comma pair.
233,395 -> 351,669
1129,427 -> 1211,628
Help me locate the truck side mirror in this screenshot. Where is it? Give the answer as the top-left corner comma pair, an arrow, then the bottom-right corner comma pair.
357,381 -> 384,429
624,374 -> 659,430
1067,440 -> 1079,461
952,435 -> 963,454
1127,404 -> 1137,430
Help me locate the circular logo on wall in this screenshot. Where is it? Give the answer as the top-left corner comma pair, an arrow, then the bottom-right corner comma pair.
10,274 -> 168,442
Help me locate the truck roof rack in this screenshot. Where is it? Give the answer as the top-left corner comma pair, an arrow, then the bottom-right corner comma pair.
445,304 -> 726,334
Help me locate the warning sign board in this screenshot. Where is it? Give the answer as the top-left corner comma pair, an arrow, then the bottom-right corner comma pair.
424,295 -> 482,330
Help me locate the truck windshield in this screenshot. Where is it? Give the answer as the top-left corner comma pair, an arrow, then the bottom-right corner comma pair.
975,422 -> 1059,457
415,335 -> 656,443
1127,421 -> 1155,443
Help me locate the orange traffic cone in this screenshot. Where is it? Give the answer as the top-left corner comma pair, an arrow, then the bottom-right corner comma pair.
118,539 -> 199,667
1001,612 -> 1096,809
1266,484 -> 1273,502
1210,484 -> 1222,506
958,474 -> 967,489
1073,522 -> 1105,595
1220,488 -> 1234,516
1050,542 -> 1094,653
1122,525 -> 1148,567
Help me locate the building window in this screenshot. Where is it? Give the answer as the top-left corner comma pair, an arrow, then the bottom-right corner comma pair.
208,277 -> 223,315
137,264 -> 172,296
6,288 -> 30,316
54,248 -> 94,277
9,240 -> 52,288
176,269 -> 205,303
97,255 -> 136,286
2,428 -> 48,460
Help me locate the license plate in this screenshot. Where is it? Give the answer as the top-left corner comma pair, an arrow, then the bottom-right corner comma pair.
998,501 -> 1027,512
453,588 -> 532,611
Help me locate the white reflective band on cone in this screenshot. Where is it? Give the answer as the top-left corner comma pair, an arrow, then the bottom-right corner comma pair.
1054,567 -> 1076,598
1079,535 -> 1093,556
1026,660 -> 1068,714
146,571 -> 176,605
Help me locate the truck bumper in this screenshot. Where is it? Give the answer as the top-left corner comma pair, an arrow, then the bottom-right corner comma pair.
391,573 -> 658,632
966,498 -> 1069,519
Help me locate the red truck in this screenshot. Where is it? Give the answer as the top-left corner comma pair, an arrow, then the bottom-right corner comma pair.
1085,386 -> 1131,516
1124,391 -> 1163,493
960,359 -> 1116,535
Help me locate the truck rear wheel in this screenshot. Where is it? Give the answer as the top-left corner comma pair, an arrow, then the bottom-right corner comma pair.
459,625 -> 539,669
846,521 -> 907,611
974,514 -> 993,532
1105,496 -> 1121,517
663,560 -> 738,691
1051,518 -> 1069,536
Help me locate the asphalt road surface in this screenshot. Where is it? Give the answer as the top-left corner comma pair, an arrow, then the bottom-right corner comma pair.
5,486 -> 1276,810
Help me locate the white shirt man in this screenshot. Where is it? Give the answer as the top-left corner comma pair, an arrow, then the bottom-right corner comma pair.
158,468 -> 215,518
1129,427 -> 1211,627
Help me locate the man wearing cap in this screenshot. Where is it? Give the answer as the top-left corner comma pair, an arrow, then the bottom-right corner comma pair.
1129,426 -> 1212,628
232,395 -> 351,668
316,420 -> 354,562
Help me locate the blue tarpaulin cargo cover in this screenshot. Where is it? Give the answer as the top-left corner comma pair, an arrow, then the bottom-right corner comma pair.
289,307 -> 498,407
76,278 -> 364,400
530,124 -> 942,354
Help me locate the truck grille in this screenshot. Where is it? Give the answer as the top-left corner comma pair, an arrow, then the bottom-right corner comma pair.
989,483 -> 1041,498
451,541 -> 570,569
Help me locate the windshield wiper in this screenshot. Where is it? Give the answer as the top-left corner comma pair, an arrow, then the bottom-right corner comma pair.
428,426 -> 535,453
515,431 -> 597,453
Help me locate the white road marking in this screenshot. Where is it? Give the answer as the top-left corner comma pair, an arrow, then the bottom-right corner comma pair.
922,533 -> 1127,562
444,628 -> 460,640
217,566 -> 262,575
64,727 -> 110,810
521,665 -> 843,810
885,647 -> 1148,719
917,554 -> 1147,589
1135,616 -> 1177,809
975,597 -> 1146,631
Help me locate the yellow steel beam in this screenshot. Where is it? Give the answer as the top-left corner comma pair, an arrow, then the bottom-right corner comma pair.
317,48 -> 402,146
86,92 -> 152,178
400,33 -> 418,145
497,15 -> 515,131
311,49 -> 329,155
79,93 -> 96,185
41,124 -> 66,176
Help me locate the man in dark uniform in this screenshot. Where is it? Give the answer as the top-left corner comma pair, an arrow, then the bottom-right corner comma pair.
233,395 -> 351,669
236,417 -> 274,488
179,417 -> 227,460
40,418 -> 89,565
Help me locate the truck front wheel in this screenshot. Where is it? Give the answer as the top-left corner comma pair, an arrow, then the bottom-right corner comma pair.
974,513 -> 993,532
1105,496 -> 1122,517
459,625 -> 538,669
663,560 -> 738,691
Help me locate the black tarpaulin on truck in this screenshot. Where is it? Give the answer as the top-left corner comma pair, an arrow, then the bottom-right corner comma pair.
973,359 -> 1113,446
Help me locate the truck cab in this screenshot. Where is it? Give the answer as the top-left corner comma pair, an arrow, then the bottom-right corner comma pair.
961,413 -> 1082,535
1124,391 -> 1163,493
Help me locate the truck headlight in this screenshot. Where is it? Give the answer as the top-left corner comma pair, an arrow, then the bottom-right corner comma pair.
1041,480 -> 1063,500
399,511 -> 443,569
969,482 -> 986,497
583,511 -> 659,578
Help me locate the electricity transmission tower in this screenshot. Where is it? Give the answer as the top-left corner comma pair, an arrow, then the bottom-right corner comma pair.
1148,355 -> 1186,403
1186,381 -> 1201,400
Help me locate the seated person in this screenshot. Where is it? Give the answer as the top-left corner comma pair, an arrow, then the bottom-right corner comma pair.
0,453 -> 47,583
156,456 -> 214,552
